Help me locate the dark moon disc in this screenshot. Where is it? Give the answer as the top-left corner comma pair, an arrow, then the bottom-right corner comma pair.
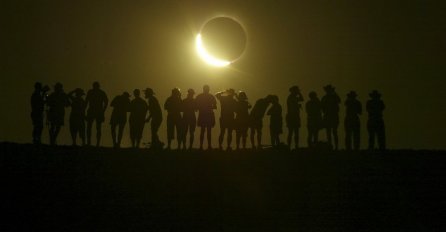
200,16 -> 247,62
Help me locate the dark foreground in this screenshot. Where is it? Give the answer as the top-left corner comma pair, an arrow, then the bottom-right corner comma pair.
1,143 -> 445,231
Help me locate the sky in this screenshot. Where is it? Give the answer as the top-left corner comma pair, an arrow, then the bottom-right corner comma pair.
0,0 -> 445,149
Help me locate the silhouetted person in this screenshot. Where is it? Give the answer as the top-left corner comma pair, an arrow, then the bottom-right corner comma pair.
367,90 -> 386,150
46,83 -> 70,145
181,88 -> 197,150
321,84 -> 341,150
267,95 -> 282,148
110,92 -> 131,148
164,88 -> 183,149
345,91 -> 362,151
216,88 -> 237,150
306,91 -> 322,148
286,85 -> 304,150
68,88 -> 87,146
31,82 -> 49,145
85,82 -> 108,147
145,88 -> 163,149
196,85 -> 217,150
129,89 -> 148,148
249,95 -> 273,149
235,91 -> 251,150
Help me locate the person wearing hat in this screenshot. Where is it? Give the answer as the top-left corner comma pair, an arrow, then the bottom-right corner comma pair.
344,91 -> 362,151
366,90 -> 386,150
249,95 -> 274,149
31,82 -> 50,145
216,88 -> 237,150
164,88 -> 183,150
144,88 -> 163,149
195,85 -> 217,150
235,91 -> 251,150
46,83 -> 70,145
321,84 -> 341,150
286,85 -> 304,150
67,88 -> 87,146
181,88 -> 198,150
110,92 -> 131,148
305,91 -> 322,148
129,89 -> 148,148
85,82 -> 109,147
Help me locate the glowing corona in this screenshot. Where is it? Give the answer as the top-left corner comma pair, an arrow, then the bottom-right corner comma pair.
195,34 -> 231,67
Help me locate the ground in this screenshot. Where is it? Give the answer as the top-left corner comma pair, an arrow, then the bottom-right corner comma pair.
1,142 -> 445,231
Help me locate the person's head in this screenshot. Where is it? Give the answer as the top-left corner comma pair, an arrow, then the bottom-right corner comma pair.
54,83 -> 63,93
144,88 -> 154,98
172,87 -> 181,97
238,91 -> 247,101
272,95 -> 279,104
203,85 -> 210,94
93,81 -> 100,90
289,85 -> 300,96
34,82 -> 42,91
309,91 -> 317,100
347,91 -> 357,99
74,88 -> 85,97
324,84 -> 335,94
187,88 -> 195,97
226,88 -> 235,97
133,89 -> 140,98
265,94 -> 274,103
369,90 -> 381,99
122,92 -> 130,99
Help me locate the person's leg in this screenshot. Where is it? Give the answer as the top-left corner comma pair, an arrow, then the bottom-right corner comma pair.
333,126 -> 339,150
294,127 -> 299,150
242,128 -> 247,149
189,124 -> 195,149
86,120 -> 93,146
287,127 -> 293,148
166,119 -> 173,149
326,127 -> 332,148
199,127 -> 205,150
80,122 -> 86,146
70,122 -> 77,146
227,127 -> 233,150
117,123 -> 125,147
367,122 -> 375,150
257,127 -> 263,149
270,128 -> 274,147
53,125 -> 61,145
206,127 -> 212,149
307,127 -> 312,147
378,121 -> 386,150
96,121 -> 102,147
250,128 -> 256,149
218,126 -> 225,149
353,126 -> 360,151
345,126 -> 352,151
111,123 -> 117,147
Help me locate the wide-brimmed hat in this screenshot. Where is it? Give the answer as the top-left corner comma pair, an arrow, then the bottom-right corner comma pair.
369,90 -> 381,98
324,84 -> 335,91
289,85 -> 300,93
238,91 -> 247,100
347,91 -> 357,98
74,88 -> 85,96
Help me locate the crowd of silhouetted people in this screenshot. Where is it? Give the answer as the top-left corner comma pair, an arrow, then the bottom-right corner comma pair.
31,82 -> 386,151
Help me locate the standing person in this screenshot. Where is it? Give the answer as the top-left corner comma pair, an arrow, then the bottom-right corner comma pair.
110,92 -> 131,148
366,90 -> 386,150
235,91 -> 251,150
85,82 -> 108,147
216,88 -> 237,150
46,83 -> 70,145
164,88 -> 183,150
345,91 -> 362,151
306,91 -> 322,148
129,89 -> 148,148
181,88 -> 197,150
195,85 -> 217,150
144,88 -> 163,149
31,82 -> 50,145
249,95 -> 273,149
68,88 -> 87,146
267,95 -> 282,148
286,85 -> 304,150
321,84 -> 341,150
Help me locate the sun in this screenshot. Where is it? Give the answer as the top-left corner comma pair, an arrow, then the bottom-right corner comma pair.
195,34 -> 231,67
